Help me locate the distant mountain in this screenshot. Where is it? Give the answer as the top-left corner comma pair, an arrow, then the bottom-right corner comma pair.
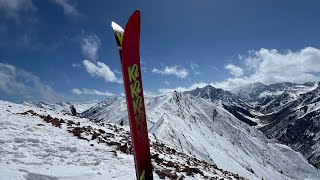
186,85 -> 236,103
81,92 -> 319,179
230,82 -> 268,103
230,82 -> 320,169
231,82 -> 317,106
18,81 -> 320,175
81,97 -> 129,124
23,100 -> 98,114
186,85 -> 259,126
183,82 -> 320,169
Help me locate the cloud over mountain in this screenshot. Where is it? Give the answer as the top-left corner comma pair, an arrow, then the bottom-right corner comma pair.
225,64 -> 244,77
214,47 -> 320,89
158,47 -> 320,93
152,66 -> 189,78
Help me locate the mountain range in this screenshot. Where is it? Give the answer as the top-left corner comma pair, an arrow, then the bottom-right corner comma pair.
2,81 -> 320,179
187,82 -> 320,169
79,81 -> 320,179
232,82 -> 320,169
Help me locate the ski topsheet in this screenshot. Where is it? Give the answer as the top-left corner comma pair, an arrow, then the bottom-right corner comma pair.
111,10 -> 153,180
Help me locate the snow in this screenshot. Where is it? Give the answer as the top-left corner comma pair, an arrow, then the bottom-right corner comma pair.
81,97 -> 129,124
111,21 -> 124,33
237,111 -> 260,123
1,100 -> 246,180
258,90 -> 284,98
84,92 -> 320,180
0,101 -> 136,180
2,88 -> 320,179
294,82 -> 318,95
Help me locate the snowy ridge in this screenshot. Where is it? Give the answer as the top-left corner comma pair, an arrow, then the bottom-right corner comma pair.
81,97 -> 129,124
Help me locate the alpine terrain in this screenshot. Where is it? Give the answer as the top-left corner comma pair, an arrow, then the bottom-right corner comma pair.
82,90 -> 320,179
231,82 -> 320,169
0,100 -> 246,180
1,82 -> 320,179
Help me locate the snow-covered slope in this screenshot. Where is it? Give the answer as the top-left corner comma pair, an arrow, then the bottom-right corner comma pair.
147,92 -> 319,180
256,83 -> 320,169
229,82 -> 320,169
81,97 -> 129,124
82,92 -> 320,180
0,100 -> 244,180
0,100 -> 134,180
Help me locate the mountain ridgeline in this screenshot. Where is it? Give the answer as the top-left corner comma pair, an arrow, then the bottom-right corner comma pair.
19,82 -> 320,179
81,82 -> 320,171
77,83 -> 320,179
187,82 -> 320,169
231,82 -> 320,169
186,85 -> 258,126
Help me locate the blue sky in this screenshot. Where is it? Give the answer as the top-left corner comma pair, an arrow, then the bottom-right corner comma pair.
0,0 -> 320,102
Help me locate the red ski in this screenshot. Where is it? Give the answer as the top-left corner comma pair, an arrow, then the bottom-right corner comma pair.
111,10 -> 153,180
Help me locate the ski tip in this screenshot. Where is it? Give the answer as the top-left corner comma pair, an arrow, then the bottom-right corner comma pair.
125,10 -> 141,29
111,21 -> 124,33
134,9 -> 140,13
132,9 -> 140,17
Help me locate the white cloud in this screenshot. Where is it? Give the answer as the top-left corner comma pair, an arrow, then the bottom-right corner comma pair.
152,47 -> 320,93
158,82 -> 209,94
225,64 -> 244,77
190,61 -> 200,75
164,80 -> 170,86
120,90 -> 160,98
0,0 -> 36,20
72,63 -> 81,68
71,88 -> 82,95
213,47 -> 320,90
141,66 -> 147,73
143,91 -> 160,97
51,0 -> 80,17
0,62 -> 60,101
71,88 -> 115,96
81,34 -> 100,60
152,66 -> 189,78
113,69 -> 121,74
82,60 -> 121,83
